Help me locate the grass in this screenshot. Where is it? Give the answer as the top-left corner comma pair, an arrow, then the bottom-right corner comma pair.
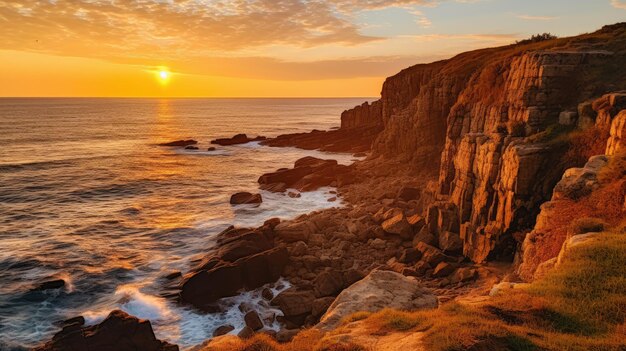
345,230 -> 626,351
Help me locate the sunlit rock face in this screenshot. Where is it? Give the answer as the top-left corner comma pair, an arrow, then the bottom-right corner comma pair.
348,23 -> 626,263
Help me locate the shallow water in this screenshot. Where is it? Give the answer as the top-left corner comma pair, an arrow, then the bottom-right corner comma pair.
0,98 -> 369,350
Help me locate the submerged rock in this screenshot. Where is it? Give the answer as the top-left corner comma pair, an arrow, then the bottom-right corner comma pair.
33,279 -> 65,291
158,139 -> 197,147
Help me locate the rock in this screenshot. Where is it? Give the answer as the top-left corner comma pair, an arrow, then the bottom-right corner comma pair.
244,311 -> 264,331
327,197 -> 337,202
259,157 -> 351,193
311,297 -> 336,318
397,187 -> 421,201
213,324 -> 235,337
274,220 -> 316,243
237,326 -> 255,339
450,267 -> 477,283
416,242 -> 447,267
211,134 -> 267,146
164,271 -> 182,280
607,110 -> 626,155
229,192 -> 263,205
261,288 -> 274,301
313,269 -> 345,297
276,329 -> 300,342
381,214 -> 412,239
413,227 -> 437,246
33,279 -> 65,291
369,238 -> 386,250
180,246 -> 288,306
287,191 -> 301,198
558,111 -> 578,125
317,270 -> 437,330
34,310 -> 178,351
290,241 -> 308,256
353,152 -> 367,157
414,261 -> 431,275
552,155 -> 608,200
438,231 -> 463,254
184,145 -> 199,150
158,139 -> 197,147
271,290 -> 315,321
207,147 -> 216,151
398,248 -> 421,263
432,262 -> 455,278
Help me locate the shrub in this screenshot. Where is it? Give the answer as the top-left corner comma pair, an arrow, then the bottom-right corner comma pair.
598,150 -> 626,183
570,217 -> 607,234
516,33 -> 558,45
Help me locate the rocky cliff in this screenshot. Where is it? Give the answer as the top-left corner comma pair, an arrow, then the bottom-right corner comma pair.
343,23 -> 626,263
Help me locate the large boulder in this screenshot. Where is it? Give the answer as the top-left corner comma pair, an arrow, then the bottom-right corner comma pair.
274,220 -> 316,243
180,246 -> 288,306
552,155 -> 608,200
438,231 -> 463,254
258,157 -> 351,193
158,139 -> 197,147
271,289 -> 316,324
34,310 -> 178,351
229,192 -> 262,205
211,134 -> 266,146
317,270 -> 437,330
381,214 -> 412,239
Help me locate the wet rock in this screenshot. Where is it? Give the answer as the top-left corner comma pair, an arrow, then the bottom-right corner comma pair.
158,139 -> 197,147
313,269 -> 345,297
244,311 -> 264,331
184,145 -> 199,150
317,270 -> 437,330
237,326 -> 255,339
34,310 -> 178,351
258,157 -> 351,193
276,328 -> 300,342
213,325 -> 235,337
33,279 -> 65,291
229,192 -> 263,205
271,289 -> 315,321
164,271 -> 182,280
211,134 -> 266,146
261,288 -> 274,301
207,147 -> 216,151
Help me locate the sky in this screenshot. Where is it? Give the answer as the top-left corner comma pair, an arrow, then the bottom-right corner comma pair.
0,0 -> 625,97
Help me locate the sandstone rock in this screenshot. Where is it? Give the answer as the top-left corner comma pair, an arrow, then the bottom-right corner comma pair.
432,262 -> 455,278
229,192 -> 262,205
438,231 -> 463,254
397,187 -> 421,201
317,270 -> 437,330
413,227 -> 437,246
416,242 -> 447,267
237,326 -> 255,339
34,310 -> 178,351
213,325 -> 235,337
398,248 -> 421,263
311,297 -> 336,318
450,267 -> 477,283
276,329 -> 300,343
606,110 -> 626,155
244,311 -> 264,331
207,147 -> 216,151
184,145 -> 199,150
314,270 -> 345,297
369,238 -> 386,250
271,290 -> 316,319
289,241 -> 308,256
552,155 -> 608,200
274,220 -> 315,243
381,214 -> 412,239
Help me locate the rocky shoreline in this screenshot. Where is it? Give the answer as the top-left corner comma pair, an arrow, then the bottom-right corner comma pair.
34,23 -> 626,350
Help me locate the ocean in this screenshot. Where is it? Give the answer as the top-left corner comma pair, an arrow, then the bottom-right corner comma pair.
0,98 -> 369,350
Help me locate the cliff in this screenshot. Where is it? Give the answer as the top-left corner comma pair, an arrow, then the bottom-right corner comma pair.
342,22 -> 626,263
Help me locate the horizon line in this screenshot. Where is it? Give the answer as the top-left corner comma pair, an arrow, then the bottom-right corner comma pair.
0,96 -> 379,99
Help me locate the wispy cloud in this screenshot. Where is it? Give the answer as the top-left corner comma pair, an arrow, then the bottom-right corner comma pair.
611,0 -> 626,9
516,14 -> 559,21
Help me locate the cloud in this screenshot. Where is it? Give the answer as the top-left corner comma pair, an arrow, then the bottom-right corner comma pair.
611,0 -> 626,9
516,14 -> 559,21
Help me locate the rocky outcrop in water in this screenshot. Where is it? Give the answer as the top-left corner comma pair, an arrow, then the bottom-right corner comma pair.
211,134 -> 266,146
34,310 -> 178,351
258,156 -> 353,192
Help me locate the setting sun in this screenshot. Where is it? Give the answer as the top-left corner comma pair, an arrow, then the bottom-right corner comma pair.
159,70 -> 169,80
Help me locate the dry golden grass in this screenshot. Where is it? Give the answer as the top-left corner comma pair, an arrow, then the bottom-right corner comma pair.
347,231 -> 626,351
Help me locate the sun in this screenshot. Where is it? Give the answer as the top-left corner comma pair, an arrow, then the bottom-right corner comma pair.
159,70 -> 169,80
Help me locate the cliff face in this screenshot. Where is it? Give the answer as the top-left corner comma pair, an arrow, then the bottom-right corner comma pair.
342,23 -> 626,263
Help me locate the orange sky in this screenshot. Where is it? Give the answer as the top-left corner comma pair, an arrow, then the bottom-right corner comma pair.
1,0 -> 624,97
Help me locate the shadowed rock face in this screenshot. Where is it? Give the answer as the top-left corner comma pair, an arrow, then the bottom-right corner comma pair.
34,310 -> 178,351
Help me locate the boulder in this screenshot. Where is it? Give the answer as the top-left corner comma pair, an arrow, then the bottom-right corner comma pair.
381,214 -> 412,239
34,310 -> 178,351
450,268 -> 478,284
244,311 -> 264,331
229,192 -> 263,205
311,297 -> 336,318
438,231 -> 463,254
317,270 -> 437,330
313,269 -> 345,297
158,139 -> 197,147
552,155 -> 608,200
213,325 -> 235,337
432,262 -> 456,278
237,326 -> 255,339
274,220 -> 315,243
398,248 -> 421,263
180,246 -> 288,306
416,242 -> 447,267
271,290 -> 316,319
184,145 -> 199,150
397,187 -> 421,201
211,134 -> 266,146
